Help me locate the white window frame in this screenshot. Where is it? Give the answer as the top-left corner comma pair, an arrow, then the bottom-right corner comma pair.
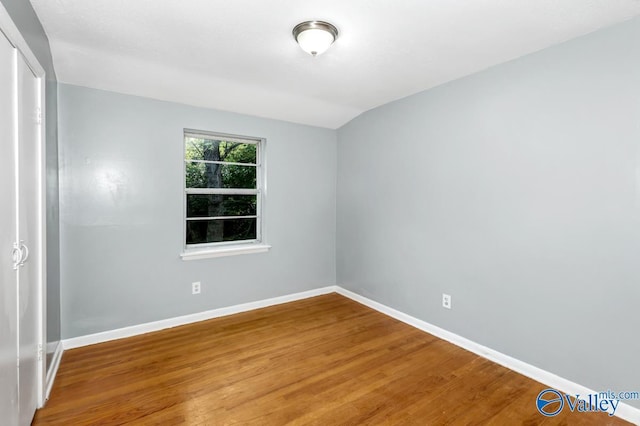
181,129 -> 270,260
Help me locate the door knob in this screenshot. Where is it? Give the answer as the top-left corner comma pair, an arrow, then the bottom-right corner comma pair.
11,242 -> 23,270
19,241 -> 29,266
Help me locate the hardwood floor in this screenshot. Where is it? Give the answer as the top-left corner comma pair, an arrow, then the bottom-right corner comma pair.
34,294 -> 629,425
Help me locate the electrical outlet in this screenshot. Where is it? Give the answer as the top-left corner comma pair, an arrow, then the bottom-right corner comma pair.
192,281 -> 201,295
442,293 -> 452,309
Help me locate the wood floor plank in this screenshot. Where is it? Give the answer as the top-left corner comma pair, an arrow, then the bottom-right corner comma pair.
33,294 -> 631,425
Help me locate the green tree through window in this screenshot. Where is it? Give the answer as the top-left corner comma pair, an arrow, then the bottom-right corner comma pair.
184,131 -> 262,246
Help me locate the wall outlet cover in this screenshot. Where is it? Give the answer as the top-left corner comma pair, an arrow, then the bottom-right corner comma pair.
442,293 -> 452,309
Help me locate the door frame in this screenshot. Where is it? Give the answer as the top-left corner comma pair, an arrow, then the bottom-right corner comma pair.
0,2 -> 47,409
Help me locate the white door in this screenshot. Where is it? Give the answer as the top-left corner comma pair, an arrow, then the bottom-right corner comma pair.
17,52 -> 41,426
0,30 -> 19,426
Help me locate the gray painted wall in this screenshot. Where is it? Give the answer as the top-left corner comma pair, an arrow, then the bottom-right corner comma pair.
337,16 -> 640,406
0,0 -> 61,361
58,84 -> 337,339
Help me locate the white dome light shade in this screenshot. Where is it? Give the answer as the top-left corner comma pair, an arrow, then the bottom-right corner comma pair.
296,29 -> 335,56
293,21 -> 338,56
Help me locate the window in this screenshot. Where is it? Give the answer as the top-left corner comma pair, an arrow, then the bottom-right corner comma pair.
183,129 -> 267,258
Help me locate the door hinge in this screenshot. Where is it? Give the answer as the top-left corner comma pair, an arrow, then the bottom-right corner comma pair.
37,343 -> 43,361
36,107 -> 42,125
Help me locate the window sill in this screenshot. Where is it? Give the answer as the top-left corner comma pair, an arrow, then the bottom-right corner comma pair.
180,244 -> 271,261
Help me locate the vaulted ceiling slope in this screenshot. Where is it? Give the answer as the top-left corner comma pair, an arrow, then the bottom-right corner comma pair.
31,0 -> 640,129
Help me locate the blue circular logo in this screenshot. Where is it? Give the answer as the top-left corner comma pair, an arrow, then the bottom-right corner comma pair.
536,389 -> 564,417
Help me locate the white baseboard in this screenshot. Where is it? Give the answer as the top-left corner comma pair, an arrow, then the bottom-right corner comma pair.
44,341 -> 63,403
62,286 -> 337,350
59,284 -> 639,423
335,287 -> 640,424
46,341 -> 58,354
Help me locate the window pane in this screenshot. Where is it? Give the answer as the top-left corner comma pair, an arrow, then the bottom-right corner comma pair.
185,137 -> 257,164
185,162 -> 256,189
187,194 -> 256,218
186,218 -> 257,244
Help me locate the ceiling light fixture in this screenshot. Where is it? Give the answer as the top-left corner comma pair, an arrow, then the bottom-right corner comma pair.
292,21 -> 338,57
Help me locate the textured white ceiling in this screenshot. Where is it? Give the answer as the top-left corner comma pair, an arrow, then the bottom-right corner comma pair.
31,0 -> 640,129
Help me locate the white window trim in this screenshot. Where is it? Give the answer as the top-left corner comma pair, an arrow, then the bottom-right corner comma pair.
181,243 -> 271,260
181,129 -> 268,260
